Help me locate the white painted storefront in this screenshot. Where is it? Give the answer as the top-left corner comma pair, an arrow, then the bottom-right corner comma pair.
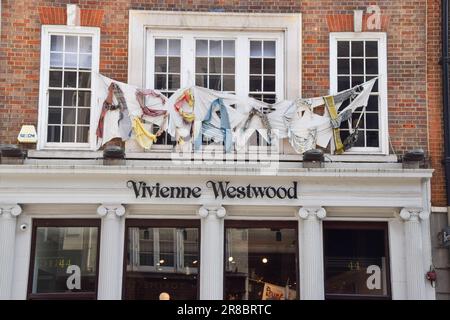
0,159 -> 436,300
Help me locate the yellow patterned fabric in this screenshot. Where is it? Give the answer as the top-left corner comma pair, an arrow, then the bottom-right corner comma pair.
132,117 -> 157,150
323,95 -> 344,155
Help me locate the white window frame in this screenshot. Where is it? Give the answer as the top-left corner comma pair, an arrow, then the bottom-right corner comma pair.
128,10 -> 301,98
329,32 -> 389,155
37,25 -> 100,151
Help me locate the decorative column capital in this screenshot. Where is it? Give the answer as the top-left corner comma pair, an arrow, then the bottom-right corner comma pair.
400,208 -> 429,221
198,205 -> 226,219
97,204 -> 126,218
0,204 -> 22,217
298,207 -> 326,220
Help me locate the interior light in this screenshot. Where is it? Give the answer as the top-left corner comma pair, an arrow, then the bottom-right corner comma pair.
159,259 -> 165,264
228,256 -> 234,262
262,257 -> 268,264
193,260 -> 198,264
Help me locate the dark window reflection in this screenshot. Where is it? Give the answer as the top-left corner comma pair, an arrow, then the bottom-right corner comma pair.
324,223 -> 390,299
125,227 -> 199,300
225,226 -> 298,300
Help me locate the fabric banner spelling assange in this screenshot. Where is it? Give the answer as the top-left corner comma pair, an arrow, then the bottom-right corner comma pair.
93,72 -> 377,154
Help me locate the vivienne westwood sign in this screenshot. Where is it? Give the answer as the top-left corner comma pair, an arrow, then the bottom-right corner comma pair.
127,180 -> 298,200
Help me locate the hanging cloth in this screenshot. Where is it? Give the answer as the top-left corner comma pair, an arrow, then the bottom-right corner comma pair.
135,89 -> 168,117
175,89 -> 195,123
132,117 -> 157,150
194,98 -> 233,152
243,108 -> 273,145
323,95 -> 345,154
110,82 -> 133,140
96,83 -> 120,139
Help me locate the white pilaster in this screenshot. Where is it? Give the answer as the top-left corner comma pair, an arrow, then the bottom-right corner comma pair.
0,204 -> 22,300
400,208 -> 428,300
198,205 -> 226,300
97,204 -> 125,300
298,206 -> 326,300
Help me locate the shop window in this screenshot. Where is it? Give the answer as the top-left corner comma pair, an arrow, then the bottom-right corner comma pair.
124,220 -> 200,300
323,222 -> 391,300
38,25 -> 100,150
224,221 -> 298,300
330,33 -> 388,154
28,219 -> 100,300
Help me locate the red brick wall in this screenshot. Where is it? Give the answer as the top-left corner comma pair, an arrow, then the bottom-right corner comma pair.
0,0 -> 446,204
427,0 -> 446,206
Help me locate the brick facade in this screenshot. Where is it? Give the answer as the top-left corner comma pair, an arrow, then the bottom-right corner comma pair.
0,0 -> 446,205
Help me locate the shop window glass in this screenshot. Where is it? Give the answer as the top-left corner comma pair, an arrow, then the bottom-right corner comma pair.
124,223 -> 199,300
224,222 -> 298,300
29,220 -> 100,299
323,222 -> 391,299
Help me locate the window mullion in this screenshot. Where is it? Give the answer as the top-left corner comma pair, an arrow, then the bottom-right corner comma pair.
235,36 -> 249,99
183,35 -> 195,88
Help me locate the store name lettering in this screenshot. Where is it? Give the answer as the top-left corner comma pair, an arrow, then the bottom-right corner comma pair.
127,180 -> 298,200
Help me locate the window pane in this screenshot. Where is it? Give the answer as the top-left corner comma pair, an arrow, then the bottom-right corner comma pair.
50,53 -> 63,68
337,76 -> 350,91
263,41 -> 276,57
31,226 -> 98,294
209,58 -> 221,74
125,227 -> 199,300
63,108 -> 76,124
62,126 -> 75,142
366,113 -> 379,129
168,39 -> 181,56
50,35 -> 64,51
352,76 -> 364,87
223,40 -> 235,56
324,223 -> 389,298
168,74 -> 180,90
263,58 -> 276,75
77,109 -> 90,125
209,75 -> 221,90
77,91 -> 91,107
366,131 -> 379,147
196,40 -> 208,56
155,39 -> 167,55
49,90 -> 62,106
79,54 -> 92,70
209,40 -> 221,56
80,37 -> 92,53
223,58 -> 235,74
337,41 -> 349,57
65,36 -> 78,53
250,76 -> 262,92
64,71 -> 77,88
351,41 -> 364,57
64,90 -> 77,107
196,75 -> 207,87
78,72 -> 91,88
250,41 -> 262,57
365,41 -> 378,57
263,76 -> 275,91
168,57 -> 180,73
337,59 -> 349,75
366,59 -> 379,74
223,75 -> 235,92
196,57 -> 208,73
367,95 -> 379,112
351,59 -> 364,74
48,108 -> 61,125
250,58 -> 262,74
225,227 -> 297,300
47,126 -> 61,142
49,71 -> 63,87
64,53 -> 77,69
155,57 -> 167,73
76,126 -> 89,143
154,74 -> 167,90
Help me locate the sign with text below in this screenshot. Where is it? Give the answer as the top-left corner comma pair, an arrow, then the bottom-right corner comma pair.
127,180 -> 298,200
17,125 -> 37,143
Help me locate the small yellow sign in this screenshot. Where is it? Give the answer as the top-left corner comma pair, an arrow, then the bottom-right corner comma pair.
17,125 -> 37,143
